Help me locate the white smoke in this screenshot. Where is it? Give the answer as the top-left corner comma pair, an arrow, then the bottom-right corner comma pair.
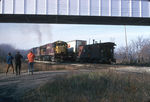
33,25 -> 42,45
21,24 -> 52,47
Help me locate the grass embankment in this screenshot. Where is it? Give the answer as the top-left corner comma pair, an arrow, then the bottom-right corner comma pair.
0,62 -> 28,73
22,71 -> 150,102
34,63 -> 74,71
0,62 -> 6,73
0,62 -> 71,73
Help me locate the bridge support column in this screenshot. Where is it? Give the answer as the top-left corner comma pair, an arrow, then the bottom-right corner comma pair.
109,0 -> 112,16
46,0 -> 49,14
2,0 -> 4,14
139,0 -> 142,17
78,0 -> 80,15
120,0 -> 122,16
35,0 -> 38,14
13,0 -> 16,14
88,0 -> 91,16
56,0 -> 59,15
149,0 -> 150,17
99,0 -> 101,16
24,0 -> 27,14
67,0 -> 70,15
129,0 -> 132,17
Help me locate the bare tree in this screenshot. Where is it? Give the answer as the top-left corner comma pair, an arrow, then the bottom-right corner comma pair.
0,44 -> 28,62
116,36 -> 150,65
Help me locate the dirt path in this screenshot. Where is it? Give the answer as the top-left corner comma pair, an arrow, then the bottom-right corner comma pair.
0,70 -> 87,102
0,64 -> 150,102
112,66 -> 150,74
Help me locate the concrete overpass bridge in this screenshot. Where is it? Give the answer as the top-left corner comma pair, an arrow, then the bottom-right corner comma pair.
0,0 -> 150,25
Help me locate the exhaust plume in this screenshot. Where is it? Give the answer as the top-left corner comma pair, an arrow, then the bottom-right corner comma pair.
20,24 -> 52,48
34,25 -> 42,45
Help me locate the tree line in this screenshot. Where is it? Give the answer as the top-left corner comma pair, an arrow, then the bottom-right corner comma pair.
115,36 -> 150,66
0,44 -> 28,62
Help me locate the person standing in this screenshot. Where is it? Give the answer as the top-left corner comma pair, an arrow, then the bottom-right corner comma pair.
15,51 -> 23,75
27,51 -> 35,75
6,52 -> 14,75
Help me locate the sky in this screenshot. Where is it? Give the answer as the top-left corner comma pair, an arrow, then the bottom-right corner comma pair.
0,0 -> 150,50
0,23 -> 150,50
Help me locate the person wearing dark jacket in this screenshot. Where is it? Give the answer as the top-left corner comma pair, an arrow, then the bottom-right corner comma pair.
15,51 -> 23,75
6,52 -> 14,75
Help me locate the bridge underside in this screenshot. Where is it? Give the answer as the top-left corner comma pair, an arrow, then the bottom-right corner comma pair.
0,14 -> 150,26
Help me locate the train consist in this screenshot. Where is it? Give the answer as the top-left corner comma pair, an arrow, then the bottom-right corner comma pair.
32,40 -> 116,64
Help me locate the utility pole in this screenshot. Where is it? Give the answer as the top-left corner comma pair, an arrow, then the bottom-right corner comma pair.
89,38 -> 90,44
124,25 -> 128,62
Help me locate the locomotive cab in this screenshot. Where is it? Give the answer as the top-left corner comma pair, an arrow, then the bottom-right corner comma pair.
53,41 -> 68,61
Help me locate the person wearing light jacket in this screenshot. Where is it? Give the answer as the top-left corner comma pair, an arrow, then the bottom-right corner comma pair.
27,51 -> 35,75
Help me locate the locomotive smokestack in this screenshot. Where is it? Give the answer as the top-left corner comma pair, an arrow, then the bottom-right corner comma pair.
89,38 -> 90,44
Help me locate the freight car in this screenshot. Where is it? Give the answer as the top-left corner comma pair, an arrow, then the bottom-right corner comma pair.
32,41 -> 68,62
67,40 -> 87,61
78,42 -> 116,64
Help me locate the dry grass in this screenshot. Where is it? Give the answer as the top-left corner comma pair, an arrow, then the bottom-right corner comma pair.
34,63 -> 76,71
0,62 -> 28,73
22,70 -> 150,102
0,62 -> 76,74
0,62 -> 7,73
0,61 -> 127,74
33,62 -> 121,71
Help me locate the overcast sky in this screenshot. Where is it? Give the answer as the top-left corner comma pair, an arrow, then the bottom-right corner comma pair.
0,23 -> 150,50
